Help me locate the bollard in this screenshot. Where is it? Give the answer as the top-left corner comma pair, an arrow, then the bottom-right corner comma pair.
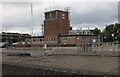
44,43 -> 47,50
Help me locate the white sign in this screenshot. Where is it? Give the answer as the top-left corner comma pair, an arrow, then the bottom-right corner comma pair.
93,39 -> 96,43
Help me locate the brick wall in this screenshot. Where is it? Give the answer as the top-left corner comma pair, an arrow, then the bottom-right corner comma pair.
44,10 -> 69,44
60,35 -> 97,46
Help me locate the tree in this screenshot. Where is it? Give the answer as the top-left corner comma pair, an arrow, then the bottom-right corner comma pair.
92,27 -> 101,35
102,23 -> 120,42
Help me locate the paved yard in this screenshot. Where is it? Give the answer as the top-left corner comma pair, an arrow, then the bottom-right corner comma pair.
2,53 -> 118,75
1,48 -> 119,75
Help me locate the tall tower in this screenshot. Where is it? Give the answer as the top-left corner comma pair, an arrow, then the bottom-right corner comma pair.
44,9 -> 70,44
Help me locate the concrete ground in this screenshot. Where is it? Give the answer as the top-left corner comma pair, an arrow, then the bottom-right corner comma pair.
2,48 -> 119,75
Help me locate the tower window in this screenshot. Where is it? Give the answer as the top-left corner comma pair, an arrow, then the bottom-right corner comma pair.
49,38 -> 51,41
45,11 -> 57,20
54,38 -> 55,41
50,38 -> 52,41
45,13 -> 50,20
51,11 -> 56,19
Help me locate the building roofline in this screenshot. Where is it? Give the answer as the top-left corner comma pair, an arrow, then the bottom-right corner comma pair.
44,10 -> 69,13
60,34 -> 98,37
32,36 -> 44,38
1,34 -> 31,37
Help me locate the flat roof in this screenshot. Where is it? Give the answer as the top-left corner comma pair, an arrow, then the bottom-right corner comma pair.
32,36 -> 44,38
44,10 -> 69,13
60,34 -> 98,37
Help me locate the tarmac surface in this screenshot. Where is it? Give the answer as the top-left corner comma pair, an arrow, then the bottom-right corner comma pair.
1,48 -> 119,75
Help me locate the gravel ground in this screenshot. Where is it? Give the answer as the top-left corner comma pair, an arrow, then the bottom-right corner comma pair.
2,53 -> 118,75
1,48 -> 119,75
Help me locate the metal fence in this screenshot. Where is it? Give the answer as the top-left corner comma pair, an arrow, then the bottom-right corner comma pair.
91,43 -> 120,52
77,43 -> 92,52
7,42 -> 120,51
6,42 -> 120,57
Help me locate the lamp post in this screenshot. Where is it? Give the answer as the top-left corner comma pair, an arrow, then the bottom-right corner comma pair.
77,37 -> 80,53
5,26 -> 8,48
112,33 -> 114,44
57,34 -> 59,49
104,36 -> 106,43
21,27 -> 22,44
98,35 -> 100,46
102,36 -> 103,45
115,37 -> 117,40
112,25 -> 115,45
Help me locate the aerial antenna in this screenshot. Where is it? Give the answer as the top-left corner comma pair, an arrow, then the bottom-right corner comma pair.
52,0 -> 55,8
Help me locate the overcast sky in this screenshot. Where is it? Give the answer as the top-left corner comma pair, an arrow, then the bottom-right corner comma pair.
0,0 -> 119,35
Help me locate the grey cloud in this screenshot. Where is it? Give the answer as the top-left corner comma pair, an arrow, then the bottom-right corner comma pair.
2,2 -> 43,8
70,2 -> 118,29
1,2 -> 118,34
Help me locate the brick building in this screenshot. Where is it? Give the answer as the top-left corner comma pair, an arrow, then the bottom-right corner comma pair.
43,9 -> 98,46
44,9 -> 70,44
0,33 -> 31,43
60,34 -> 97,46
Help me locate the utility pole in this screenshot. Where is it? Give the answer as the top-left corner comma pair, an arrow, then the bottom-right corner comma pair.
21,26 -> 22,44
31,3 -> 34,37
31,3 -> 34,49
5,26 -> 8,48
10,25 -> 13,44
